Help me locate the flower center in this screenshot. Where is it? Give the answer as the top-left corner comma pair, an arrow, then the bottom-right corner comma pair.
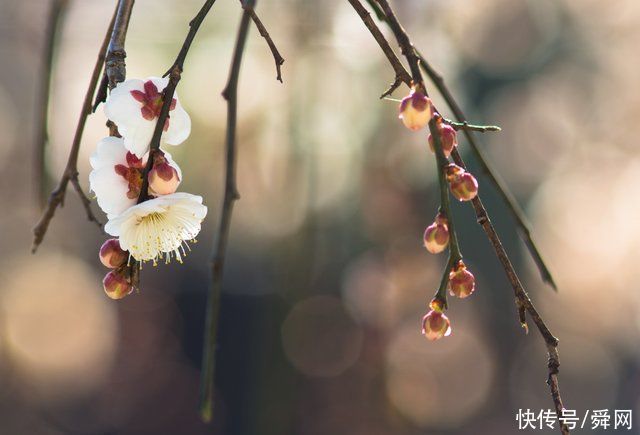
130,80 -> 177,131
114,152 -> 146,199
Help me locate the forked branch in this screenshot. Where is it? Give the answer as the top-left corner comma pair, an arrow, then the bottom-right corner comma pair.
347,1 -> 568,432
31,4 -> 119,253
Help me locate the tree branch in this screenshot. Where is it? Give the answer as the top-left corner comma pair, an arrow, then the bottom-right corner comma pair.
35,0 -> 69,208
417,52 -> 556,290
347,0 -> 411,97
106,0 -> 134,89
199,0 -> 254,423
137,0 -> 219,204
239,0 -> 284,83
429,117 -> 462,307
449,147 -> 569,434
374,0 -> 423,86
353,1 -> 568,432
443,118 -> 501,133
31,4 -> 119,253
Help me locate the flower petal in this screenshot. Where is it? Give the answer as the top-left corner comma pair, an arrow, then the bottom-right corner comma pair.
90,136 -> 127,169
163,101 -> 191,146
89,166 -> 133,216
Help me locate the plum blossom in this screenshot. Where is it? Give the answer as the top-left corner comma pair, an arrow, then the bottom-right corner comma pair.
89,136 -> 182,219
104,77 -> 191,157
104,192 -> 207,264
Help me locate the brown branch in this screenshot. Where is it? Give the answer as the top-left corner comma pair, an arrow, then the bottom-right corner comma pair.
418,52 -> 557,290
443,118 -> 501,133
35,0 -> 69,208
106,0 -> 134,89
239,0 -> 284,82
137,0 -> 218,205
355,1 -> 568,432
200,0 -> 254,423
374,0 -> 423,86
347,0 -> 411,97
93,0 -> 135,112
31,4 -> 119,253
451,146 -> 569,434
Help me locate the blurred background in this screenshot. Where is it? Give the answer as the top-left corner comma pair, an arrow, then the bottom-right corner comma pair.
1,0 -> 639,433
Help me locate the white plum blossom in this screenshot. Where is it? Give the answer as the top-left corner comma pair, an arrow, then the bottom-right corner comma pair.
89,136 -> 182,219
104,192 -> 207,264
104,77 -> 191,157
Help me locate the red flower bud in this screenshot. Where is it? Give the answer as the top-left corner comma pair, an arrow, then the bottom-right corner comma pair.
421,309 -> 451,341
449,261 -> 475,298
446,164 -> 478,201
423,214 -> 449,254
428,122 -> 457,157
102,269 -> 133,300
399,87 -> 433,131
148,150 -> 180,195
99,238 -> 128,268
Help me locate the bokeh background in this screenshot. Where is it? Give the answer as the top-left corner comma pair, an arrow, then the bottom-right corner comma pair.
1,0 -> 639,434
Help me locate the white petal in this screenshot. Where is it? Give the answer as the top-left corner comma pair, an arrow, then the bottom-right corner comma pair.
123,118 -> 156,157
90,136 -> 127,169
89,166 -> 133,216
160,147 -> 183,181
105,192 -> 207,262
163,101 -> 191,146
104,78 -> 154,157
149,76 -> 191,146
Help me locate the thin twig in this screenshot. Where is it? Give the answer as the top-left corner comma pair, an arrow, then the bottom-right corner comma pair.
417,52 -> 556,290
374,0 -> 423,85
347,0 -> 411,97
199,0 -> 254,423
239,0 -> 284,82
35,0 -> 69,208
451,146 -> 569,434
137,0 -> 219,204
443,118 -> 501,133
429,117 -> 462,307
31,4 -> 119,253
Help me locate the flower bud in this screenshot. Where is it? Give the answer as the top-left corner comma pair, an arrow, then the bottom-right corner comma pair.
423,214 -> 449,254
428,122 -> 457,157
449,261 -> 475,298
148,151 -> 180,195
99,238 -> 128,268
102,270 -> 133,300
446,164 -> 478,201
399,87 -> 433,131
421,308 -> 451,341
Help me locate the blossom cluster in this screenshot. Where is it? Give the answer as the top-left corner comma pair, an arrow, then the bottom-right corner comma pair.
91,77 -> 207,299
398,86 -> 479,341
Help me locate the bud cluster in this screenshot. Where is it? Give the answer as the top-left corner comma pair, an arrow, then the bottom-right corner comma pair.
99,238 -> 133,300
398,86 -> 482,342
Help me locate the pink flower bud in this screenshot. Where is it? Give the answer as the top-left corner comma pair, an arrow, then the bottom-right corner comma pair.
428,122 -> 457,157
423,214 -> 449,254
99,238 -> 128,268
421,308 -> 451,341
449,261 -> 475,298
102,270 -> 133,300
399,87 -> 433,131
446,164 -> 478,201
148,150 -> 180,195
